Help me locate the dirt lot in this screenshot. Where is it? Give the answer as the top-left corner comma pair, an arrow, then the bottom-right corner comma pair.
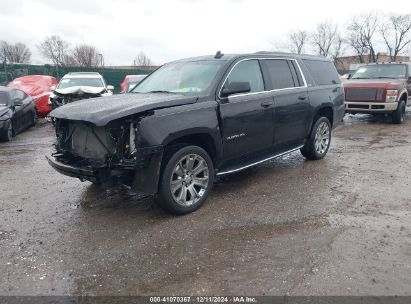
0,112 -> 410,296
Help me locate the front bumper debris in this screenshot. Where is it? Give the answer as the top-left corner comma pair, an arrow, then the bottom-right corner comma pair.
46,154 -> 106,183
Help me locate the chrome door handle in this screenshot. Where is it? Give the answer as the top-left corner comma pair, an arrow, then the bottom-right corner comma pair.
261,101 -> 273,108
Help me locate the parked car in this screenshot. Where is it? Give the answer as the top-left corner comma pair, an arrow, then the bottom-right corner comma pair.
49,72 -> 114,110
47,52 -> 344,214
0,87 -> 37,142
120,75 -> 148,93
343,62 -> 411,124
7,75 -> 58,117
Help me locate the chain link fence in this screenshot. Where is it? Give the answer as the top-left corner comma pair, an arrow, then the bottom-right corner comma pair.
1,64 -> 151,93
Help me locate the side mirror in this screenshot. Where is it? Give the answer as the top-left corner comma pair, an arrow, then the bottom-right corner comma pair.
50,85 -> 56,91
408,76 -> 411,83
107,85 -> 114,91
221,81 -> 251,98
347,74 -> 352,79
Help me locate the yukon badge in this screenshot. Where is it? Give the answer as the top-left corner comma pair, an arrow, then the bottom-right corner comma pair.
226,133 -> 246,141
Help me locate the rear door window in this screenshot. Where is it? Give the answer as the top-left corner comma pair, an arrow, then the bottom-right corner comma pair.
263,59 -> 298,90
303,60 -> 340,85
223,59 -> 264,94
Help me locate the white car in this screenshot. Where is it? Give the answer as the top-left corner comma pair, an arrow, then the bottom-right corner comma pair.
49,72 -> 114,109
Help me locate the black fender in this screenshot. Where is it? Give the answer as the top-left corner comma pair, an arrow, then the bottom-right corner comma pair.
132,100 -> 222,194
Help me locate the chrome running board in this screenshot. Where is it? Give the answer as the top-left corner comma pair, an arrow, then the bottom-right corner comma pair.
217,145 -> 304,176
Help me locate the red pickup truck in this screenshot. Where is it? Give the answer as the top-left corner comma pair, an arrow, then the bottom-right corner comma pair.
343,62 -> 411,124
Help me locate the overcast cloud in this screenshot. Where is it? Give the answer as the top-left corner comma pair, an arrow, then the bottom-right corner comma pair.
0,0 -> 410,65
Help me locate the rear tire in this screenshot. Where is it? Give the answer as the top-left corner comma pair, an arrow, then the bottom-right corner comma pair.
156,145 -> 214,215
0,120 -> 13,142
301,117 -> 331,160
392,100 -> 406,124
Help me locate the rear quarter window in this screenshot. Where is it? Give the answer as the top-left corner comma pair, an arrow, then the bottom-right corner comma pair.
303,59 -> 340,86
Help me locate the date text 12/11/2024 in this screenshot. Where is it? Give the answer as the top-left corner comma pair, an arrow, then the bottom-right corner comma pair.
149,297 -> 257,303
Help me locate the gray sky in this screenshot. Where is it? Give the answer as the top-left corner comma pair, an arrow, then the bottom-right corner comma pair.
0,0 -> 410,65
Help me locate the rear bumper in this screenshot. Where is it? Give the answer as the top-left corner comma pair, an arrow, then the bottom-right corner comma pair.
46,154 -> 106,183
345,101 -> 398,113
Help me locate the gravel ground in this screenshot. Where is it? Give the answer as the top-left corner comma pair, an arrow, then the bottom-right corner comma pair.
0,112 -> 410,296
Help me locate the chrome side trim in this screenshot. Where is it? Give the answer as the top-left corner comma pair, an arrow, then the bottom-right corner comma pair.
218,57 -> 308,100
216,145 -> 304,176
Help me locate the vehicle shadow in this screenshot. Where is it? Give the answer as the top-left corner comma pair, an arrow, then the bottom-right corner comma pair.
78,181 -> 166,217
76,151 -> 310,218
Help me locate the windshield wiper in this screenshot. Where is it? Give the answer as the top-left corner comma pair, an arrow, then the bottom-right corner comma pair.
147,90 -> 175,93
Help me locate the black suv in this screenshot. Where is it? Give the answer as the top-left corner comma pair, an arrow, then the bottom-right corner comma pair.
47,52 -> 344,214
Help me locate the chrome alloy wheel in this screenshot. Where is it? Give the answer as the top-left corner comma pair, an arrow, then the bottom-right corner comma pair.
170,154 -> 209,206
314,121 -> 330,155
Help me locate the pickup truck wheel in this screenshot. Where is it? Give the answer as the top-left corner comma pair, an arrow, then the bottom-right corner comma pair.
392,100 -> 406,124
301,117 -> 331,160
156,145 -> 214,215
0,120 -> 13,142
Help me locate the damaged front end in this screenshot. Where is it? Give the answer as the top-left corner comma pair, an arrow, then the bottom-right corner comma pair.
49,87 -> 109,110
46,117 -> 163,194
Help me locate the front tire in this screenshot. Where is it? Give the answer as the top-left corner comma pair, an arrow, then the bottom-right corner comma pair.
301,117 -> 331,160
392,100 -> 405,124
31,109 -> 38,127
156,145 -> 214,215
0,120 -> 13,142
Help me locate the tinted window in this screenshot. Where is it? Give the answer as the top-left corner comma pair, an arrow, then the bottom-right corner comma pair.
265,60 -> 296,90
303,60 -> 340,85
224,60 -> 264,93
58,78 -> 104,89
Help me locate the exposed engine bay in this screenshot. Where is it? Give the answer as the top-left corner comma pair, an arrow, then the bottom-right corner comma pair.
49,86 -> 111,109
52,117 -> 146,184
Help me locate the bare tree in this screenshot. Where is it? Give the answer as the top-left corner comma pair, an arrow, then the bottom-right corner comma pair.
134,52 -> 153,68
347,12 -> 379,62
72,44 -> 101,67
0,41 -> 11,64
287,30 -> 308,54
62,54 -> 77,67
38,35 -> 70,68
311,21 -> 339,57
381,14 -> 411,61
347,30 -> 369,63
0,41 -> 15,81
6,42 -> 31,63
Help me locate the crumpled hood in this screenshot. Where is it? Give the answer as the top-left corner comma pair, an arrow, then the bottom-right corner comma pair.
55,86 -> 106,95
50,93 -> 198,126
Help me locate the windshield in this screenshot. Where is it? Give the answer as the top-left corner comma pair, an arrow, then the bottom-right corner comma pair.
132,60 -> 224,94
57,78 -> 104,89
127,78 -> 145,92
351,65 -> 407,79
0,92 -> 9,106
